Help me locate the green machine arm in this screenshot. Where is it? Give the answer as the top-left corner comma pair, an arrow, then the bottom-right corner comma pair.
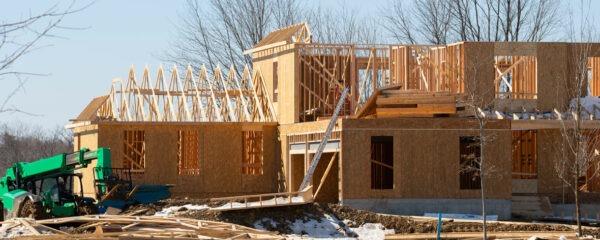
2,148 -> 111,192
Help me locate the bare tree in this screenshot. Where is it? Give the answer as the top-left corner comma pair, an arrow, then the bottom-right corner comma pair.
165,0 -> 381,77
551,1 -> 599,235
0,122 -> 73,174
165,0 -> 303,77
307,3 -> 379,44
381,0 -> 559,44
0,1 -> 89,115
457,44 -> 499,240
380,1 -> 418,44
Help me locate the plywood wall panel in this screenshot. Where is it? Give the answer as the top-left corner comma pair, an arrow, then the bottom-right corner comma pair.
144,128 -> 178,185
78,122 -> 278,199
536,43 -> 568,111
340,118 -> 512,200
253,45 -> 297,124
536,129 -> 566,194
73,126 -> 100,198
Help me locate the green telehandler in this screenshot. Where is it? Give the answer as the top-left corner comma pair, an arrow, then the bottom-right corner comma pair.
0,148 -> 111,220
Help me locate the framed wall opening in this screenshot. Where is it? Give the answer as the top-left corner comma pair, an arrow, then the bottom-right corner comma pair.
290,154 -> 305,191
313,152 -> 339,202
123,130 -> 145,174
512,130 -> 537,179
588,57 -> 600,96
242,131 -> 263,175
494,56 -> 537,99
459,136 -> 481,189
371,136 -> 393,190
177,130 -> 200,175
273,61 -> 278,102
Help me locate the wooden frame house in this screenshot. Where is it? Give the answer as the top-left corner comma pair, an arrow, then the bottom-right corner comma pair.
69,23 -> 600,219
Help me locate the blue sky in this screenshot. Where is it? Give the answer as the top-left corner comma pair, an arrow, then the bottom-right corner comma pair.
0,0 -> 598,129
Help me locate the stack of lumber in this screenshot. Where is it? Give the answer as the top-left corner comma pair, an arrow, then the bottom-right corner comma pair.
355,89 -> 472,118
0,215 -> 281,239
210,186 -> 313,212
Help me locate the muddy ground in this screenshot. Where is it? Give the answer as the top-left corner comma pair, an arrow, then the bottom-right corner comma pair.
121,197 -> 600,237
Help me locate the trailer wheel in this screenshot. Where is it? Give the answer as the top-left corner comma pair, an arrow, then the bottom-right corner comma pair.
18,200 -> 49,219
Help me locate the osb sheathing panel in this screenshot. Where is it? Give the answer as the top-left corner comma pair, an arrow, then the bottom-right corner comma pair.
536,43 -> 569,111
462,42 -> 495,106
81,122 -> 278,198
494,42 -> 538,56
536,129 -> 568,194
252,44 -> 298,124
73,127 -> 100,198
340,118 -> 512,200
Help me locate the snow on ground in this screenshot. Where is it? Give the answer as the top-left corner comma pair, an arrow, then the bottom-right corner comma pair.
349,223 -> 394,240
0,219 -> 54,238
153,204 -> 210,217
154,196 -> 306,216
254,215 -> 394,239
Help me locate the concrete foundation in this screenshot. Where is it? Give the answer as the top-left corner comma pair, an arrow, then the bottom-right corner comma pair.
551,204 -> 600,219
342,198 -> 512,220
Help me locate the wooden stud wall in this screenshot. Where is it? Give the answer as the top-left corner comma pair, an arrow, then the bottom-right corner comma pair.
494,56 -> 538,99
123,130 -> 145,174
390,44 -> 464,93
589,57 -> 600,96
242,131 -> 264,175
511,130 -> 537,179
178,130 -> 200,175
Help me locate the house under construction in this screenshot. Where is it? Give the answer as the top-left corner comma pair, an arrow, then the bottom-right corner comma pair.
68,23 -> 600,220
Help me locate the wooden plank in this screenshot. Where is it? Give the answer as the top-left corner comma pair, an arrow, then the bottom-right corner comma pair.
18,219 -> 40,235
376,97 -> 456,105
376,107 -> 457,114
313,152 -> 338,200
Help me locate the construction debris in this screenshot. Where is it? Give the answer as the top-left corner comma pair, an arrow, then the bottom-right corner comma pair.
119,199 -> 600,239
0,215 -> 280,239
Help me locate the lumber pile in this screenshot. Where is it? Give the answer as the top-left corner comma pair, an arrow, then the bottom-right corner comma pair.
356,90 -> 472,118
209,186 -> 313,212
0,215 -> 281,239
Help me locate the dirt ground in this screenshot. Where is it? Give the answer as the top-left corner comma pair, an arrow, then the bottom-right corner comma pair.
121,197 -> 600,237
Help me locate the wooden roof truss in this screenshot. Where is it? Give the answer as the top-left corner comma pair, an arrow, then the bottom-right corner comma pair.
98,64 -> 277,122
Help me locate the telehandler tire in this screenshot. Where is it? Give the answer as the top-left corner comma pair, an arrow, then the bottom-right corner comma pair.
18,200 -> 49,219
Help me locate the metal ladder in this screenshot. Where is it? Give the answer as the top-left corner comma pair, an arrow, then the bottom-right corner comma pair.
298,86 -> 350,191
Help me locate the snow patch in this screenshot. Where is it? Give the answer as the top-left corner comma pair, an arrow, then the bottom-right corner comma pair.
350,223 -> 394,240
255,215 -> 394,239
0,219 -> 54,238
253,217 -> 278,231
153,204 -> 209,217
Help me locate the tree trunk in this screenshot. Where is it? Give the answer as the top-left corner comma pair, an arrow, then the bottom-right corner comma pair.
480,124 -> 487,240
575,165 -> 582,236
575,97 -> 582,236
